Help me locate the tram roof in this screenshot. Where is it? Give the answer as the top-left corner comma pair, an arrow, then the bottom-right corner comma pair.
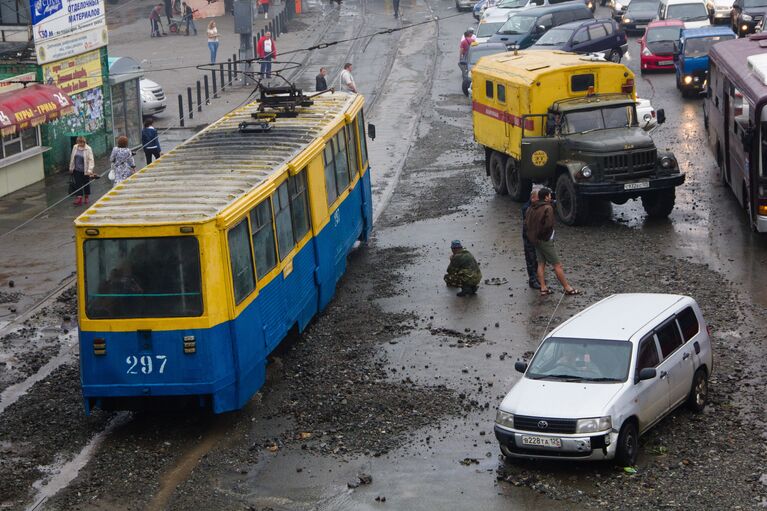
76,92 -> 362,227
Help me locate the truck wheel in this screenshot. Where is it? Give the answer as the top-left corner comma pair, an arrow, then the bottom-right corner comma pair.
641,188 -> 675,218
462,79 -> 470,97
555,173 -> 588,225
489,151 -> 508,195
505,158 -> 532,202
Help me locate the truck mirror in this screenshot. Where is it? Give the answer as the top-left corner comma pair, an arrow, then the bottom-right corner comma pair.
368,123 -> 376,141
656,108 -> 666,125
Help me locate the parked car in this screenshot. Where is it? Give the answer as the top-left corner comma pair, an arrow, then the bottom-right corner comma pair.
140,78 -> 166,117
675,26 -> 735,96
463,42 -> 508,95
530,18 -> 628,62
639,19 -> 684,72
457,0 -> 477,10
621,0 -> 660,33
730,0 -> 767,35
495,294 -> 712,465
487,2 -> 594,48
637,97 -> 658,129
706,0 -> 735,22
474,0 -> 487,20
476,11 -> 513,42
658,0 -> 712,27
609,0 -> 632,21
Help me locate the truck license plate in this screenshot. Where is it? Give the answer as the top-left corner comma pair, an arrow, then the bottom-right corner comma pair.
659,60 -> 673,66
624,182 -> 650,190
521,435 -> 562,448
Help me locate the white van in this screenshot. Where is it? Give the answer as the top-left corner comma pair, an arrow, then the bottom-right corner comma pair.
476,11 -> 512,42
657,0 -> 711,27
483,0 -> 573,20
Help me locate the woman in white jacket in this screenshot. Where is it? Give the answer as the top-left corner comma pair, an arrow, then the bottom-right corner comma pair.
69,136 -> 96,205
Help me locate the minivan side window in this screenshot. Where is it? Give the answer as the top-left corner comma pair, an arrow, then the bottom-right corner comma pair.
602,21 -> 614,35
676,307 -> 700,342
538,13 -> 553,28
636,335 -> 660,371
656,321 -> 683,358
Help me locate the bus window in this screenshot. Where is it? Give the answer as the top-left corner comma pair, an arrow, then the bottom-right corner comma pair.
84,237 -> 203,319
356,111 -> 368,168
274,181 -> 295,259
250,199 -> 278,278
289,170 -> 310,240
323,142 -> 338,205
346,123 -> 359,174
334,130 -> 351,191
761,121 -> 767,177
228,220 -> 256,303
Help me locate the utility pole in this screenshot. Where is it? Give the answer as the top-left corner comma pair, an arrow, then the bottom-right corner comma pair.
233,0 -> 254,86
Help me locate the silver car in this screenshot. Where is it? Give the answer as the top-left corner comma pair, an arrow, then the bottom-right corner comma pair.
141,78 -> 166,117
495,294 -> 713,466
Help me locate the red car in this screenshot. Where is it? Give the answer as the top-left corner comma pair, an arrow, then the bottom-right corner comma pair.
639,19 -> 684,73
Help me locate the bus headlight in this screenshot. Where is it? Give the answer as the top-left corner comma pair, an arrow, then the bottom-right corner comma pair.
660,156 -> 675,169
496,410 -> 514,429
684,75 -> 693,85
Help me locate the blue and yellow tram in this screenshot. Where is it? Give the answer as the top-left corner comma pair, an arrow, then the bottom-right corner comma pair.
75,92 -> 372,413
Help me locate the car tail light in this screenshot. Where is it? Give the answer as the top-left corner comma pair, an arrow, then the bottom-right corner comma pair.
622,78 -> 634,94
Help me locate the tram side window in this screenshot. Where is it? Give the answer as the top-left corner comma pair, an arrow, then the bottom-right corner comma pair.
228,220 -> 256,303
250,199 -> 278,279
289,170 -> 310,241
334,130 -> 351,191
346,123 -> 359,174
356,111 -> 368,168
324,142 -> 339,205
275,181 -> 296,259
83,237 -> 203,319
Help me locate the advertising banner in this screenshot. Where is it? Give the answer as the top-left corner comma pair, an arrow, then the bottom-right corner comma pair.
31,0 -> 107,63
42,49 -> 103,96
0,73 -> 37,94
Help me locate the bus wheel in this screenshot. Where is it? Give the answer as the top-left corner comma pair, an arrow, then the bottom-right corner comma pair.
641,188 -> 675,218
505,158 -> 531,202
489,151 -> 508,195
554,173 -> 588,225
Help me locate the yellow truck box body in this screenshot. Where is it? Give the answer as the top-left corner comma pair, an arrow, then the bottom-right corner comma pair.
471,51 -> 637,160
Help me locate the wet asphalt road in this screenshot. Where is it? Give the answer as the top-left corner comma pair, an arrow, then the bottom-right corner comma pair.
2,1 -> 767,510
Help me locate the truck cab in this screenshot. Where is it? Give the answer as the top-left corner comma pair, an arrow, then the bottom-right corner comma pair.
674,26 -> 735,97
472,51 -> 685,225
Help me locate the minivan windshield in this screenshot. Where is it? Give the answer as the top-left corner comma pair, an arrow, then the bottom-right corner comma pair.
744,0 -> 767,8
477,21 -> 505,37
499,14 -> 537,34
535,27 -> 574,46
526,337 -> 633,382
561,104 -> 637,134
666,3 -> 709,20
683,34 -> 735,57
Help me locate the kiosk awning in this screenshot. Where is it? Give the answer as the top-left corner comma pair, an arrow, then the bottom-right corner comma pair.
0,84 -> 74,136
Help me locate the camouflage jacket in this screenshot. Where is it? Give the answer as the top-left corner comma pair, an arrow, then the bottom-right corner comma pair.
447,249 -> 481,284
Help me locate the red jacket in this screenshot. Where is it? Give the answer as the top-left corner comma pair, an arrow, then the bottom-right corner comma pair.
258,0 -> 269,4
257,36 -> 277,58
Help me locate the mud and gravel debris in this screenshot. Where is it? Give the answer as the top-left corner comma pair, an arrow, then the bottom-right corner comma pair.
0,290 -> 21,304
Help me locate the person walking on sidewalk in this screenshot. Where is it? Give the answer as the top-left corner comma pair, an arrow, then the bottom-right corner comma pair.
521,189 -> 541,289
393,0 -> 400,18
524,187 -> 580,297
142,119 -> 162,164
182,2 -> 197,35
149,4 -> 163,37
257,31 -> 276,79
316,67 -> 329,91
207,21 -> 219,64
340,63 -> 357,93
110,136 -> 137,185
69,136 -> 96,206
259,0 -> 270,18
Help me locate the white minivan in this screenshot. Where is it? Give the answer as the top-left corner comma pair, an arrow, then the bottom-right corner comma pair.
495,294 -> 713,466
657,0 -> 712,27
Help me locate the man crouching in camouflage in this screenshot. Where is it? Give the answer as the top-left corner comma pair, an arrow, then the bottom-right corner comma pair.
444,240 -> 482,297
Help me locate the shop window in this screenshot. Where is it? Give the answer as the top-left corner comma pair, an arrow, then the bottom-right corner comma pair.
1,127 -> 40,160
289,170 -> 310,241
250,199 -> 278,278
228,220 -> 256,304
3,132 -> 22,158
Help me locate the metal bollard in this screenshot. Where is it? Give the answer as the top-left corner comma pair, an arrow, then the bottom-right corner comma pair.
233,54 -> 238,81
178,94 -> 185,127
283,13 -> 288,33
212,69 -> 218,98
187,87 -> 193,120
219,63 -> 225,92
196,80 -> 202,112
204,74 -> 210,104
227,58 -> 233,87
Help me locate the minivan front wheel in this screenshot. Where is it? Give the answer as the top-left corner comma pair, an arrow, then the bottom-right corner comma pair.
686,368 -> 708,412
615,420 -> 638,467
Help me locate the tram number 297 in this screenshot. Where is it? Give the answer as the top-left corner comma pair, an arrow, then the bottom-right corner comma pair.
126,355 -> 168,375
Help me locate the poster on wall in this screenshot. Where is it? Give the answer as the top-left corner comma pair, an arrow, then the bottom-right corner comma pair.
186,0 -> 225,19
31,0 -> 108,64
42,49 -> 103,96
49,86 -> 104,133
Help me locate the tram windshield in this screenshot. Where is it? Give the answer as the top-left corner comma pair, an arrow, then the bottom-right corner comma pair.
84,236 -> 203,319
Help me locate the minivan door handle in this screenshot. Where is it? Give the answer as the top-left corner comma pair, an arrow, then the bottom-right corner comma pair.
682,352 -> 690,360
660,371 -> 668,379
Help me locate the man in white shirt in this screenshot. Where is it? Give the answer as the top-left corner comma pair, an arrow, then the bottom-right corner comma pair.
340,62 -> 357,93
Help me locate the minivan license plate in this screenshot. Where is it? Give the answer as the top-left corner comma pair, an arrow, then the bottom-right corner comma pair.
521,435 -> 562,448
624,182 -> 650,190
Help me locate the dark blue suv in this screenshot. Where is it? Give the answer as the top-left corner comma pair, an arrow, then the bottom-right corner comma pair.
530,18 -> 628,61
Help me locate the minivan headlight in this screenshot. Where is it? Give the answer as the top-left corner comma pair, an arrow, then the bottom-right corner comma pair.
496,409 -> 514,429
575,416 -> 612,433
